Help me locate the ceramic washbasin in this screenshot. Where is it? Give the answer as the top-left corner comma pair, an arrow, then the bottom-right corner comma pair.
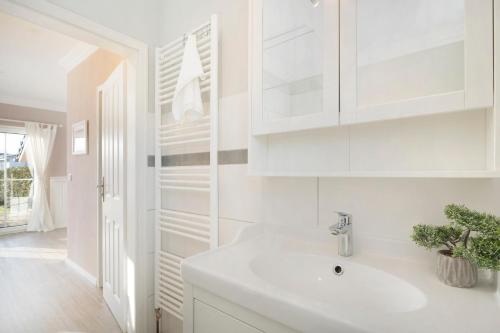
182,223 -> 500,333
250,252 -> 427,313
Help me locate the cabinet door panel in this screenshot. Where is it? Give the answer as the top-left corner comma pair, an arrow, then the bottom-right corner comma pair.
194,300 -> 262,333
340,0 -> 492,124
251,0 -> 339,135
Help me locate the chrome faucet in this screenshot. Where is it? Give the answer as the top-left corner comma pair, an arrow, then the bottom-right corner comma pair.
329,211 -> 353,257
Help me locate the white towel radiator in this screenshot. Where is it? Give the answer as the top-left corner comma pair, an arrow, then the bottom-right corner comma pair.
154,15 -> 219,322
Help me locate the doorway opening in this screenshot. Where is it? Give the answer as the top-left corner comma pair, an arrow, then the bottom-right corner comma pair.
0,1 -> 148,332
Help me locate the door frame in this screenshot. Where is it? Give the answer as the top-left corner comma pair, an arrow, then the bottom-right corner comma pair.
0,1 -> 149,332
97,90 -> 104,288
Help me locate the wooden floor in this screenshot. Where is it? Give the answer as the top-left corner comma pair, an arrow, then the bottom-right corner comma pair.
0,229 -> 122,333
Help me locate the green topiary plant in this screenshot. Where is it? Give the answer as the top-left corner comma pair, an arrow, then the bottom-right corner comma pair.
411,204 -> 500,271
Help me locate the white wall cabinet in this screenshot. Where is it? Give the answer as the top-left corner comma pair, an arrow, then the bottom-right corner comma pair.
340,0 -> 493,124
248,0 -> 499,177
250,0 -> 340,135
250,0 -> 493,132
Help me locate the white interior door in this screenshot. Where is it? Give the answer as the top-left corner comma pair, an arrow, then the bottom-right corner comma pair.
99,62 -> 127,331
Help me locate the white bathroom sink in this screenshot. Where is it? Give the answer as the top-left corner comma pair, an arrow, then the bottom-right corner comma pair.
182,223 -> 500,333
250,252 -> 426,313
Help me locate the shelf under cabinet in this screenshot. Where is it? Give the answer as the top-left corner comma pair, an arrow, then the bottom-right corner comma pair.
248,169 -> 500,179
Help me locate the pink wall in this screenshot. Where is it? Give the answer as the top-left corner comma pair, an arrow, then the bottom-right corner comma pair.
0,103 -> 67,179
66,49 -> 122,278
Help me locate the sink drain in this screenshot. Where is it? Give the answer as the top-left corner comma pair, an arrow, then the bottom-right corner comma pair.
332,264 -> 344,276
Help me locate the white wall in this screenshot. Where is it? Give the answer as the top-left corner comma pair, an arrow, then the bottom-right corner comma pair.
161,0 -> 248,98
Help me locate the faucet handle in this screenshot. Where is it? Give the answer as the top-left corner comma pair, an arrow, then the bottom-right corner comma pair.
334,211 -> 352,226
334,211 -> 351,217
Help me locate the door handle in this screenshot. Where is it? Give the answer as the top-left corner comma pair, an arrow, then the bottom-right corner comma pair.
97,177 -> 105,202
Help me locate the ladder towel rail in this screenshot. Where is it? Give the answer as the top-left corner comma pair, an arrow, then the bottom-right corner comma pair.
154,15 -> 219,322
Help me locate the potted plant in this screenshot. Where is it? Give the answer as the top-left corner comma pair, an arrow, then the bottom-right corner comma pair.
411,204 -> 500,288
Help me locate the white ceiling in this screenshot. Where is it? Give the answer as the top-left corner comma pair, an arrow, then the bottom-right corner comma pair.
0,12 -> 96,112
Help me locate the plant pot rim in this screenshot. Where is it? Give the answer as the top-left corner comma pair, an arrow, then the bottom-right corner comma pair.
437,249 -> 468,261
438,249 -> 454,256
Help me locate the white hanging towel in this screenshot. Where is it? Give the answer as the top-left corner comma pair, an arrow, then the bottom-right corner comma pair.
172,34 -> 207,122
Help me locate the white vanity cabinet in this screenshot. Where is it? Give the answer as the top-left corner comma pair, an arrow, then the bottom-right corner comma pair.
250,0 -> 340,135
340,0 -> 493,124
184,285 -> 299,333
193,301 -> 260,333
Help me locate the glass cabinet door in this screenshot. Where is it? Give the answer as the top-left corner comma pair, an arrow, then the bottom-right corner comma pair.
251,0 -> 339,135
340,0 -> 493,124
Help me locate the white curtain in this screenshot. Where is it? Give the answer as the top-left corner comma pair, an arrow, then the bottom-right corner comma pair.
24,122 -> 58,232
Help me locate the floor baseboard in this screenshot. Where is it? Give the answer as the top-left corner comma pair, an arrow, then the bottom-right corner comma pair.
65,258 -> 98,286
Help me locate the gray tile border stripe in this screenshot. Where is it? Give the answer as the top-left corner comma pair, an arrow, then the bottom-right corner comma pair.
147,155 -> 155,167
218,149 -> 248,165
147,149 -> 248,167
162,152 -> 210,167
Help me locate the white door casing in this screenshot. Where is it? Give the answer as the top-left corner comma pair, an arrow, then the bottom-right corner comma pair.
99,62 -> 127,331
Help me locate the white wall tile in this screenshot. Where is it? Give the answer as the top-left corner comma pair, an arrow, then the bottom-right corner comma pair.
261,176 -> 318,226
146,165 -> 155,211
161,233 -> 209,258
146,111 -> 156,155
219,218 -> 253,246
146,210 -> 155,254
146,252 -> 154,296
318,178 -> 500,257
219,164 -> 264,223
162,189 -> 210,216
219,164 -> 318,226
145,110 -> 155,211
219,92 -> 249,151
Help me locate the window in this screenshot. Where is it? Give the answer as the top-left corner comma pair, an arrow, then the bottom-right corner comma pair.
0,129 -> 32,228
